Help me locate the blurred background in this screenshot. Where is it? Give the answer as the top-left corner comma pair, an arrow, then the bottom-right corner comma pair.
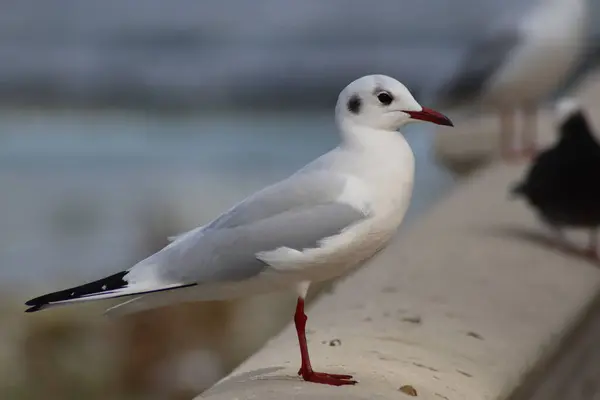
1,1 -> 600,399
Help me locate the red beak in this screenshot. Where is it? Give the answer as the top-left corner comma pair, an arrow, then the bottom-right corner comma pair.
404,107 -> 453,127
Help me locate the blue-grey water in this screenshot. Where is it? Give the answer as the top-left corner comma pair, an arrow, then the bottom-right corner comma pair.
1,0 -> 599,108
0,110 -> 454,288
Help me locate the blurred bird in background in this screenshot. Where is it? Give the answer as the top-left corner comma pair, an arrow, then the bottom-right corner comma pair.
511,98 -> 600,258
437,0 -> 589,161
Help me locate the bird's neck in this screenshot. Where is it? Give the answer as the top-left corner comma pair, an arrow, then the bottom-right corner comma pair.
338,120 -> 409,153
337,120 -> 415,218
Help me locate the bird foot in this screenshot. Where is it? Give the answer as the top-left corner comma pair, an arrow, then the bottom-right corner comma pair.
501,151 -> 521,163
520,146 -> 539,159
581,248 -> 598,260
298,367 -> 357,386
501,146 -> 538,163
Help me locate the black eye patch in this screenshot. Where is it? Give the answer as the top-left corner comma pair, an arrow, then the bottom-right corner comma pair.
347,94 -> 362,114
377,92 -> 394,105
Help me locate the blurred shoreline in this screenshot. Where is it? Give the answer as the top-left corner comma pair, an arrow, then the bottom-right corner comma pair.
0,0 -> 597,111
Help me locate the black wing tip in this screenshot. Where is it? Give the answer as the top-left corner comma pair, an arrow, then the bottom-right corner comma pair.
25,293 -> 49,307
25,304 -> 45,313
24,270 -> 130,314
24,294 -> 52,312
24,298 -> 37,307
509,181 -> 526,198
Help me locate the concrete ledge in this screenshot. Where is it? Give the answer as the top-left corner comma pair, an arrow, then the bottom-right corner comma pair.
197,164 -> 600,400
510,294 -> 600,400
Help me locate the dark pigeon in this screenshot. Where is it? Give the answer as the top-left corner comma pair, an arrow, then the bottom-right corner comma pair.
511,98 -> 600,257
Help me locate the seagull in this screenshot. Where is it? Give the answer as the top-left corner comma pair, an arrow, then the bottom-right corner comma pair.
511,98 -> 600,258
438,0 -> 588,161
24,75 -> 453,386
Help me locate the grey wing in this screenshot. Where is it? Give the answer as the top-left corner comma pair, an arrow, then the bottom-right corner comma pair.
439,29 -> 522,105
130,170 -> 369,284
206,170 -> 348,229
150,201 -> 368,284
165,169 -> 347,243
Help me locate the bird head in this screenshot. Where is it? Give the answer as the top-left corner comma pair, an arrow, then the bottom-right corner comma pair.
336,75 -> 453,132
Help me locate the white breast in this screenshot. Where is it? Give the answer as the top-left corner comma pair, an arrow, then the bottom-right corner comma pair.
268,131 -> 416,282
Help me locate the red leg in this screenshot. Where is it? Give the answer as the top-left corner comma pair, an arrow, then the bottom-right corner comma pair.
521,105 -> 539,159
583,229 -> 598,259
500,109 -> 519,162
294,297 -> 356,386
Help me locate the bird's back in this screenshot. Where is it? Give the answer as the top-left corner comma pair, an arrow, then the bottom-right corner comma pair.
486,0 -> 588,104
438,0 -> 588,109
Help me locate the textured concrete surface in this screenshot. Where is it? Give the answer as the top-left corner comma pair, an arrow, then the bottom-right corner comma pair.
511,295 -> 600,400
196,163 -> 600,400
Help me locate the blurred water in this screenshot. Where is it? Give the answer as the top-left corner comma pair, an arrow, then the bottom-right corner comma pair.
0,110 -> 455,288
8,0 -> 600,288
1,0 -> 599,109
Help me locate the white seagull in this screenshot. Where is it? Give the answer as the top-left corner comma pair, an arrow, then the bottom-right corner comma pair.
439,0 -> 588,161
25,75 -> 453,386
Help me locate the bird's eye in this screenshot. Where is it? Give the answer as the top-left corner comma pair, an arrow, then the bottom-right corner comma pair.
377,92 -> 394,106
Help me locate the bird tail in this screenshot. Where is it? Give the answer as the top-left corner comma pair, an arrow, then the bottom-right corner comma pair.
24,270 -> 196,313
509,181 -> 527,199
